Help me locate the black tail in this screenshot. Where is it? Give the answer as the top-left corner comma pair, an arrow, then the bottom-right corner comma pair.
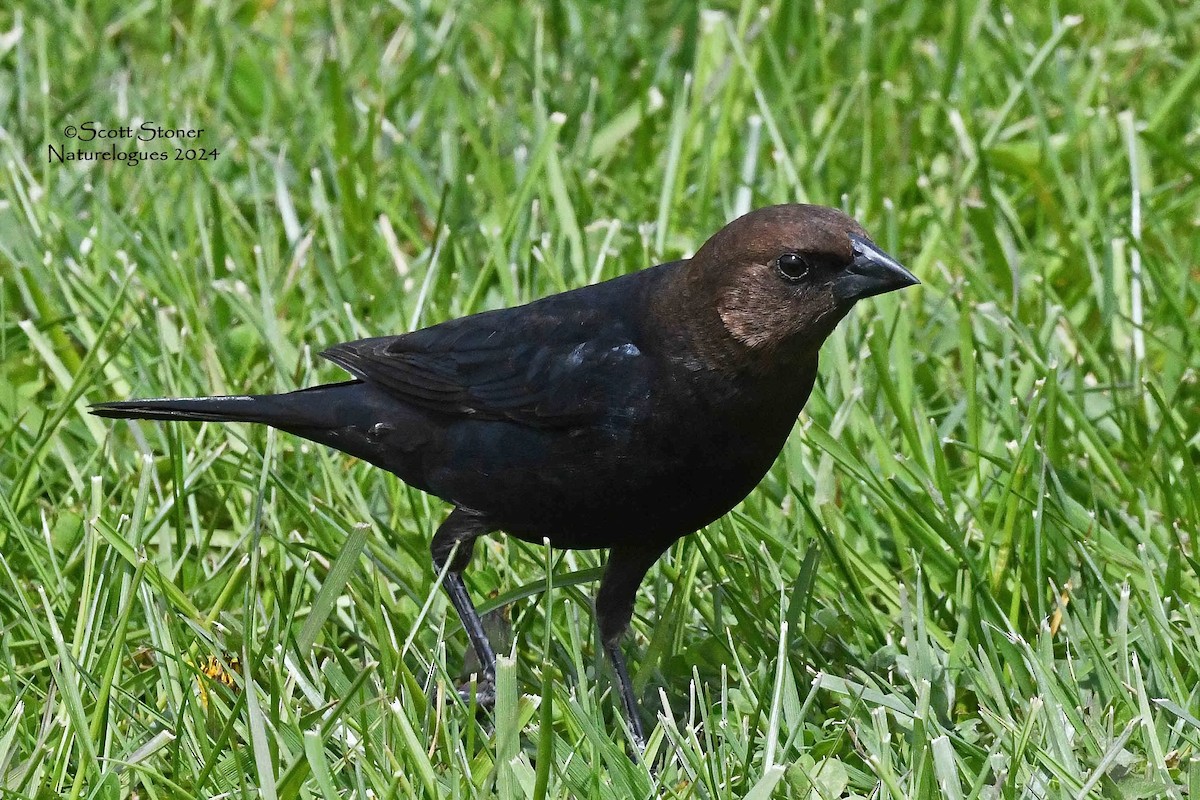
89,380 -> 362,428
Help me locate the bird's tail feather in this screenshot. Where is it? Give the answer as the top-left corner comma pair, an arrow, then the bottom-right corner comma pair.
90,395 -> 274,422
89,380 -> 360,428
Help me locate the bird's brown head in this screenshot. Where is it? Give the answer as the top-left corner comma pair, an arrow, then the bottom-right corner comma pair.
689,204 -> 918,353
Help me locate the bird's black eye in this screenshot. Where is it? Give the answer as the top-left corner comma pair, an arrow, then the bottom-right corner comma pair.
776,252 -> 810,282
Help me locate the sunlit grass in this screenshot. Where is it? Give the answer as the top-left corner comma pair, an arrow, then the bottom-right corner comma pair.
1,1 -> 1198,797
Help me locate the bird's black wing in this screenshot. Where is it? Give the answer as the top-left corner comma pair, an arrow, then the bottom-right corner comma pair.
319,305 -> 648,429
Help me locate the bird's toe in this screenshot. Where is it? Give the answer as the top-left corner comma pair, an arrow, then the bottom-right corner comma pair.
456,674 -> 496,711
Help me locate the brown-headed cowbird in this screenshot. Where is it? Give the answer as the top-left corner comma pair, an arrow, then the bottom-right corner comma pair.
91,204 -> 917,749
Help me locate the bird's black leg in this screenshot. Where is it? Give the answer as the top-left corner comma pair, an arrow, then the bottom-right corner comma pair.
605,640 -> 643,747
595,544 -> 670,753
431,507 -> 497,706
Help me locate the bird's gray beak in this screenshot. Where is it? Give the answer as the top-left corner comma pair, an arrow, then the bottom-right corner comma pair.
833,233 -> 920,303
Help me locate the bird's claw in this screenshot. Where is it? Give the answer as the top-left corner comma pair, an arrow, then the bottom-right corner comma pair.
456,673 -> 496,711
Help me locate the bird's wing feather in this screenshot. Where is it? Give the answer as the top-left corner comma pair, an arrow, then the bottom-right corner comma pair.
320,307 -> 646,428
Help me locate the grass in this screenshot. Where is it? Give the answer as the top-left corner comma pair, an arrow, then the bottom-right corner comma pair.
1,0 -> 1199,797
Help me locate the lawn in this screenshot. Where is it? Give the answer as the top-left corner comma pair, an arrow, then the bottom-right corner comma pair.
1,1 -> 1198,797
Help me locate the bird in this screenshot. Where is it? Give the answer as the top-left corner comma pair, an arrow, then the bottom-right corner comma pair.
91,203 -> 918,750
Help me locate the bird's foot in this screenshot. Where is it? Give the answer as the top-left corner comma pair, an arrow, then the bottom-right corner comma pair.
629,733 -> 647,763
456,673 -> 496,711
